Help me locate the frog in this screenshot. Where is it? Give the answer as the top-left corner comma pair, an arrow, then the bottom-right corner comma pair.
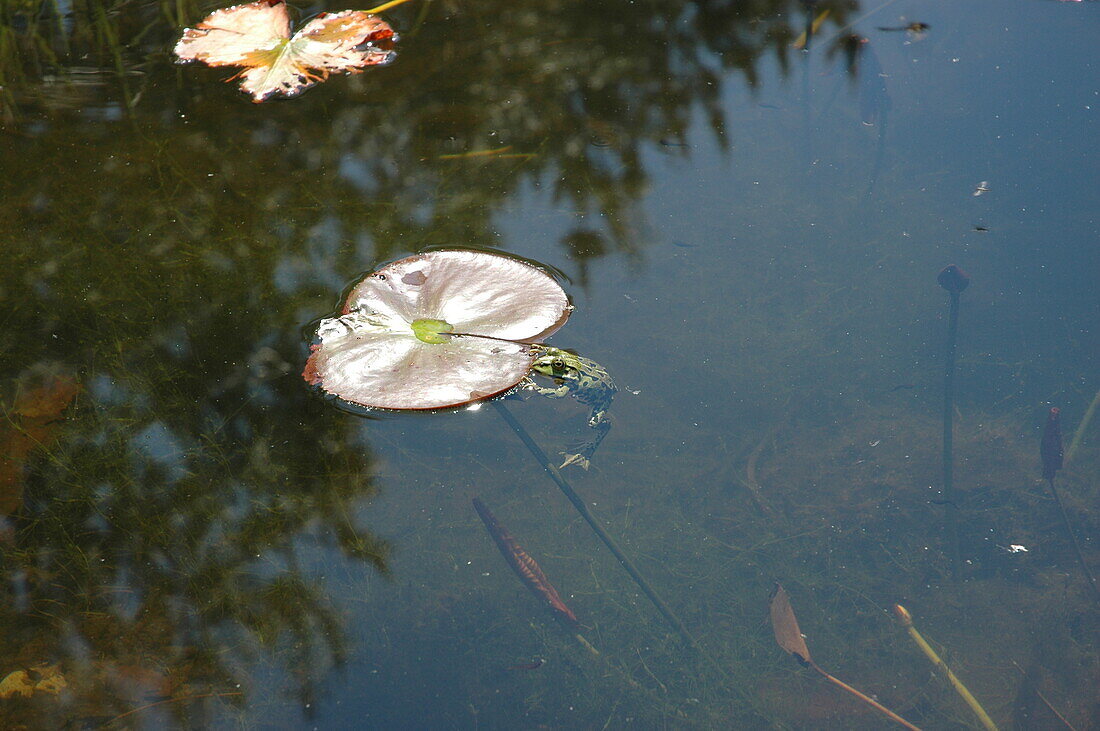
524,345 -> 616,469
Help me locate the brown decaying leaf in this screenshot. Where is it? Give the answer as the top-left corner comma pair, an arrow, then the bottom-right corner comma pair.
769,582 -> 812,665
174,0 -> 396,103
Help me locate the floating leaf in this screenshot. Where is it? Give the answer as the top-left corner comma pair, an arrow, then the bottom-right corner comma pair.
174,0 -> 396,103
769,582 -> 812,665
304,250 -> 571,411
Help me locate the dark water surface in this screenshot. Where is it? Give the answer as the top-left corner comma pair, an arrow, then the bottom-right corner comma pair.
2,0 -> 1098,727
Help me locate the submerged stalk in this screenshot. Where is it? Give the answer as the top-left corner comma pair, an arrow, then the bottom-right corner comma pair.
493,399 -> 751,701
809,662 -> 921,731
942,289 -> 961,574
365,0 -> 416,14
1065,387 -> 1100,464
493,400 -> 694,643
937,265 -> 969,577
1045,477 -> 1100,602
893,605 -> 998,731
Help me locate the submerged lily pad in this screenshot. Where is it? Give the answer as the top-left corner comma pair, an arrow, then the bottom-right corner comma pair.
304,250 -> 571,411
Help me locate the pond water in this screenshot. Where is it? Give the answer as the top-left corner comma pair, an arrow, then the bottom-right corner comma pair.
2,0 -> 1098,727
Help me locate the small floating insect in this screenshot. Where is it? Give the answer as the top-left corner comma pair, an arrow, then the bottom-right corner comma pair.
973,181 -> 991,196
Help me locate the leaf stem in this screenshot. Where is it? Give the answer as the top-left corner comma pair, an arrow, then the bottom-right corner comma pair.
365,0 -> 416,15
492,401 -> 693,640
942,290 -> 961,576
1046,477 -> 1100,602
1065,387 -> 1100,464
893,605 -> 998,730
810,662 -> 922,731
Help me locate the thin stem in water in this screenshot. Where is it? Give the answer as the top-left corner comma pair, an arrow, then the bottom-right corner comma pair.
492,400 -> 695,644
1046,477 -> 1100,602
942,290 -> 961,576
1065,387 -> 1100,464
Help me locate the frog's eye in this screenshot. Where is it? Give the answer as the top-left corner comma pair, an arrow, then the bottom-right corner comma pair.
552,358 -> 565,370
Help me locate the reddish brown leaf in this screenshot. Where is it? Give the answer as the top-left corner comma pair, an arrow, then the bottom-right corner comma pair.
473,497 -> 579,626
769,583 -> 812,665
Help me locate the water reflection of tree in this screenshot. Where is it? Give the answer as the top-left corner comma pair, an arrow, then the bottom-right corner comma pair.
3,0 -> 854,263
0,162 -> 388,723
0,0 -> 857,723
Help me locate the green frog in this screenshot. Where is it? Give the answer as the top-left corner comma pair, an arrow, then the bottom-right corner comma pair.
525,345 -> 616,469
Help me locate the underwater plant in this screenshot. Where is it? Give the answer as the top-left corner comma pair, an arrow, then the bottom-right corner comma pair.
1040,407 -> 1100,601
893,605 -> 998,730
769,583 -> 921,730
937,264 -> 969,574
304,249 -> 702,658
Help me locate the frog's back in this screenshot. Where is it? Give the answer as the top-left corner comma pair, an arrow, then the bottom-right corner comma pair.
573,356 -> 616,407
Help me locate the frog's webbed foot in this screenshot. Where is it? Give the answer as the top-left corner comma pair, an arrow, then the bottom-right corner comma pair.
558,451 -> 592,470
587,409 -> 609,429
558,420 -> 611,470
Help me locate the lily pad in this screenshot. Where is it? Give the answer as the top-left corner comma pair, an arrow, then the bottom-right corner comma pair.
304,250 -> 571,411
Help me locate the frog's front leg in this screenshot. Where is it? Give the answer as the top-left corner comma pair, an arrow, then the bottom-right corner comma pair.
526,381 -> 572,398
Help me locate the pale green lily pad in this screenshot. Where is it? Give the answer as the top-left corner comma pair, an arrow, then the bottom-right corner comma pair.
304,250 -> 571,411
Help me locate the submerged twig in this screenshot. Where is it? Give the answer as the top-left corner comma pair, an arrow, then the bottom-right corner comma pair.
103,691 -> 243,727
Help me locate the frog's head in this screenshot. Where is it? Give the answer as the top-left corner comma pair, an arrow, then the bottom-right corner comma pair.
531,347 -> 575,378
